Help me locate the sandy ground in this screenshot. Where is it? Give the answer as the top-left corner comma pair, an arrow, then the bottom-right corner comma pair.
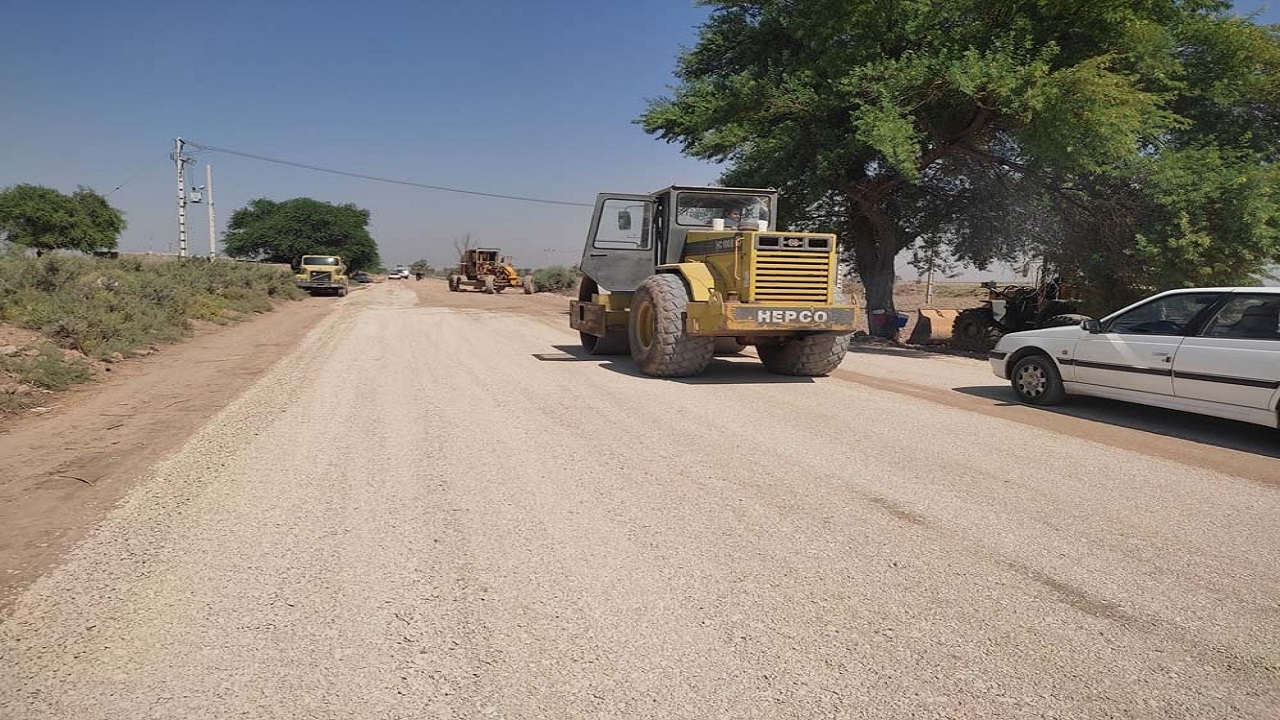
1,279 -> 1277,719
0,294 -> 336,609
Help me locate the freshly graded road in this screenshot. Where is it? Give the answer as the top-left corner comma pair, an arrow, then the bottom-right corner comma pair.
2,280 -> 1276,719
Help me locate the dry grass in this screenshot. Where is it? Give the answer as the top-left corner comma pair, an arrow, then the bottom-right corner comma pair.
0,252 -> 304,415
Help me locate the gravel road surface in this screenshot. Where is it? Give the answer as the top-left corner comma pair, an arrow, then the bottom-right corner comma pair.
2,282 -> 1277,719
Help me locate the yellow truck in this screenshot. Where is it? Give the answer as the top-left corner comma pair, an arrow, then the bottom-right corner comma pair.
570,185 -> 855,377
293,255 -> 349,297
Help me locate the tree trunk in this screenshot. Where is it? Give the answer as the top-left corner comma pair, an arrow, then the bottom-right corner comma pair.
848,209 -> 902,339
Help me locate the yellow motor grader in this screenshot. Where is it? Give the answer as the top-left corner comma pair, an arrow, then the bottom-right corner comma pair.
448,248 -> 534,294
570,185 -> 856,377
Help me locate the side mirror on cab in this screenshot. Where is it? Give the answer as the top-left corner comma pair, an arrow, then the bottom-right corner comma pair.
617,210 -> 631,231
1082,319 -> 1103,333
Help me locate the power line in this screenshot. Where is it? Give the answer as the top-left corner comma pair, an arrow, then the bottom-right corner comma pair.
106,161 -> 162,195
183,140 -> 593,208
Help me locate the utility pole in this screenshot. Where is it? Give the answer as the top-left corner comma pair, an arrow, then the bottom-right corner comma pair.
925,261 -> 936,306
205,164 -> 217,259
171,138 -> 195,257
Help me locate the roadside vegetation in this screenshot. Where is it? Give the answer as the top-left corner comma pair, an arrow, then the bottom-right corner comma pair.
0,251 -> 303,414
0,184 -> 123,256
532,265 -> 580,293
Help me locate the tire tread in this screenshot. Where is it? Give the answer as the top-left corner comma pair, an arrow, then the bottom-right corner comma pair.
758,334 -> 850,376
630,274 -> 713,377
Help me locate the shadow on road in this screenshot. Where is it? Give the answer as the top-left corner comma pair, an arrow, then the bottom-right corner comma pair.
954,386 -> 1280,459
535,346 -> 814,385
846,342 -> 987,361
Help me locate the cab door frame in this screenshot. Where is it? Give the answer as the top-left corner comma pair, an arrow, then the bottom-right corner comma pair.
579,194 -> 657,293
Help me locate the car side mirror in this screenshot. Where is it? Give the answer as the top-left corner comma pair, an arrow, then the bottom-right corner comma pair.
617,211 -> 631,231
1082,319 -> 1103,333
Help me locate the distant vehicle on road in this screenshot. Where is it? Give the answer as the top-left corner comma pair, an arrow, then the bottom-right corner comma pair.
448,249 -> 533,294
351,271 -> 373,284
389,266 -> 410,280
991,287 -> 1280,427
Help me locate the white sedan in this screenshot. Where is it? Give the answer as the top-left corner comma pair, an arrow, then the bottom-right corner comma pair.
990,287 -> 1280,428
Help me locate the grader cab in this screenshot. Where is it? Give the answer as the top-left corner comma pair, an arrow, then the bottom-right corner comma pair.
570,186 -> 856,377
448,248 -> 534,294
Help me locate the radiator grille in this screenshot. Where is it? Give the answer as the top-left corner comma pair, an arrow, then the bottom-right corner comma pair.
751,251 -> 833,303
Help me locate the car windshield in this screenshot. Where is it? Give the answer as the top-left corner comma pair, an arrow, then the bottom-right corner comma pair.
675,192 -> 771,227
302,256 -> 339,266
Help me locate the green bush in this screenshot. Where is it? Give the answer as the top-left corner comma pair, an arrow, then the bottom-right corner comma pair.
532,265 -> 581,293
0,254 -> 304,359
1,343 -> 92,391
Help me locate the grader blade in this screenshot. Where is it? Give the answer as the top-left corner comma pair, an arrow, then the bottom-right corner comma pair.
906,308 -> 961,345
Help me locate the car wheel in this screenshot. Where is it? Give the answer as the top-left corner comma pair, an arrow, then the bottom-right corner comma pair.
1010,354 -> 1066,405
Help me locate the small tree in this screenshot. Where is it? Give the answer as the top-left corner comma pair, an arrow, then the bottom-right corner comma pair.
409,259 -> 433,276
0,184 -> 124,255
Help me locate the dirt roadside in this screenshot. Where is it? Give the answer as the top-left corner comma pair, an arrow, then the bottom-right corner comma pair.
0,293 -> 337,610
0,279 -> 637,613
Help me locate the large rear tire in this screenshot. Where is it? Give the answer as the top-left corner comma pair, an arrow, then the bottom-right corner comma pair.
714,337 -> 745,355
758,334 -> 849,376
952,308 -> 1002,351
581,330 -> 629,355
577,276 -> 629,355
628,274 -> 714,377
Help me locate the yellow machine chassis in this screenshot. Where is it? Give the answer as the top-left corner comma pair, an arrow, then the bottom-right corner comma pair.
572,229 -> 856,339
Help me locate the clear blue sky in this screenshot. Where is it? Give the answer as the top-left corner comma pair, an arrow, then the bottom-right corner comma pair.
3,1 -> 1277,272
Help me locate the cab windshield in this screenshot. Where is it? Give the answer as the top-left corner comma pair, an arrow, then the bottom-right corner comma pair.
675,192 -> 771,228
302,256 -> 339,266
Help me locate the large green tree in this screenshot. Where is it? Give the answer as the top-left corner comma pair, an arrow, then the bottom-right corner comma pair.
1051,16 -> 1280,310
641,1 -> 1280,333
0,184 -> 125,255
223,197 -> 381,271
943,14 -> 1280,311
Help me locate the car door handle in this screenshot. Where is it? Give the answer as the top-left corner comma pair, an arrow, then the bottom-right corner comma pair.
588,252 -> 607,257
